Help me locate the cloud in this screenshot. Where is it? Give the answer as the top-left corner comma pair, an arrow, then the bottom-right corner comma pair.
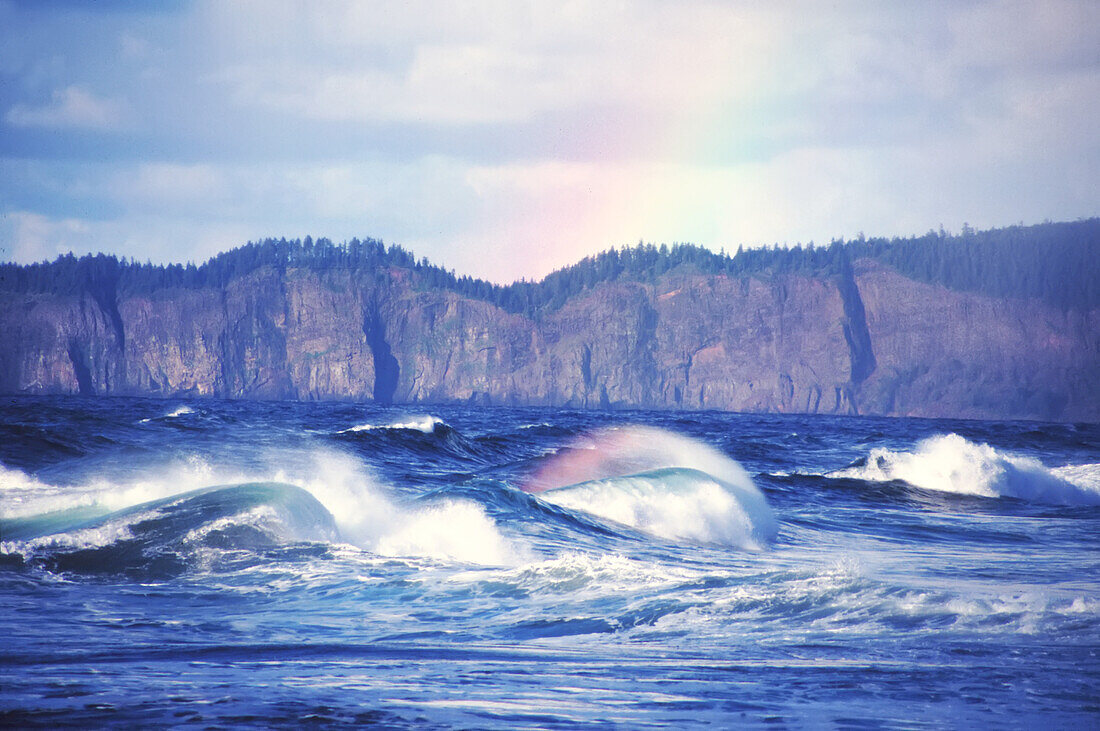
206,1 -> 780,128
0,157 -> 485,270
0,211 -> 91,263
5,85 -> 125,130
0,208 -> 255,267
0,1 -> 1097,282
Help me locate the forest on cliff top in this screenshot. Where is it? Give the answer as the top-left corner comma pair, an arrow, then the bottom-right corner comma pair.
2,218 -> 1098,315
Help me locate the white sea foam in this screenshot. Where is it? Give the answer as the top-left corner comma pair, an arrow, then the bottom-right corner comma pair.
527,426 -> 777,548
1052,463 -> 1100,492
139,405 -> 195,423
1,448 -> 522,566
338,415 -> 446,434
447,551 -> 696,597
544,469 -> 771,549
0,459 -> 222,519
373,500 -> 519,565
1,520 -> 138,556
272,450 -> 524,566
832,433 -> 1100,505
0,462 -> 53,508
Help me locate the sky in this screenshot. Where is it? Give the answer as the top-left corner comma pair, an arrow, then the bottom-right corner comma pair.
0,0 -> 1097,283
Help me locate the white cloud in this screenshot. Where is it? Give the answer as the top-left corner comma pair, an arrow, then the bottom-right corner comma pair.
5,86 -> 126,130
0,211 -> 92,263
206,1 -> 782,127
108,164 -> 231,210
0,209 -> 255,267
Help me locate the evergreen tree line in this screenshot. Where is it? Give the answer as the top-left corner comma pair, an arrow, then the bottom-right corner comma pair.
1,219 -> 1097,314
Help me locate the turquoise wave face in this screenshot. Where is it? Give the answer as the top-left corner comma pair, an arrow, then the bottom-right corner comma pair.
539,466 -> 777,548
3,483 -> 338,577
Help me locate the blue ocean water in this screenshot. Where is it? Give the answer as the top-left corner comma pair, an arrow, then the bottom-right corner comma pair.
1,396 -> 1098,728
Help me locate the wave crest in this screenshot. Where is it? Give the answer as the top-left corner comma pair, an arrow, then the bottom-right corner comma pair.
272,450 -> 525,566
543,467 -> 773,548
1,482 -> 339,577
338,415 -> 446,434
831,433 -> 1100,505
1,447 -> 525,568
526,426 -> 777,548
139,405 -> 195,423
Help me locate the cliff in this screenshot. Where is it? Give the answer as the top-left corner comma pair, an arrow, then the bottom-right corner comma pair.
2,228 -> 1098,422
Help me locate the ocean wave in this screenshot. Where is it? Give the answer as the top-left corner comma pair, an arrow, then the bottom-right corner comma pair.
830,433 -> 1100,505
1052,463 -> 1100,492
629,561 -> 1099,639
1,448 -> 524,569
1,482 -> 339,577
0,462 -> 52,496
540,467 -> 772,549
139,405 -> 196,423
332,415 -> 516,467
337,415 -> 446,434
0,457 -> 228,519
525,426 -> 777,548
275,450 -> 526,566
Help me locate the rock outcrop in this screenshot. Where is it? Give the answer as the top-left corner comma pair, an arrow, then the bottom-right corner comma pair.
2,258 -> 1097,422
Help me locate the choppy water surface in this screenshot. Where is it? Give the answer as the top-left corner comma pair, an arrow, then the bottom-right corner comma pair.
1,396 -> 1098,727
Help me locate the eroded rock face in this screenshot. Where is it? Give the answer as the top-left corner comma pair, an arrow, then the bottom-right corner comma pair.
120,287 -> 226,396
2,260 -> 1097,422
0,291 -> 124,395
853,260 -> 1100,422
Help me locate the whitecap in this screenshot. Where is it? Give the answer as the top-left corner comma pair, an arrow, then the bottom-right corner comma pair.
2,448 -> 523,567
337,414 -> 446,434
526,425 -> 777,548
269,449 -> 525,566
831,433 -> 1100,505
543,468 -> 771,549
139,405 -> 195,423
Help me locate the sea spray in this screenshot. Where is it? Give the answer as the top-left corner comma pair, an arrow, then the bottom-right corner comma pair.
525,426 -> 777,547
0,457 -> 226,519
337,415 -> 446,434
275,449 -> 525,565
832,433 -> 1100,505
2,447 -> 524,566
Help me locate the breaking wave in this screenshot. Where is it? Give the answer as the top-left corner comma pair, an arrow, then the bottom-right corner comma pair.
139,405 -> 195,423
337,415 -> 446,434
525,426 -> 777,548
831,433 -> 1100,505
0,449 -> 524,571
279,450 -> 524,566
1,482 -> 338,578
542,467 -> 774,549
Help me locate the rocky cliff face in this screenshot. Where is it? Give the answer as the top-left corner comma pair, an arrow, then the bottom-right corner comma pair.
2,259 -> 1097,421
853,261 -> 1100,421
